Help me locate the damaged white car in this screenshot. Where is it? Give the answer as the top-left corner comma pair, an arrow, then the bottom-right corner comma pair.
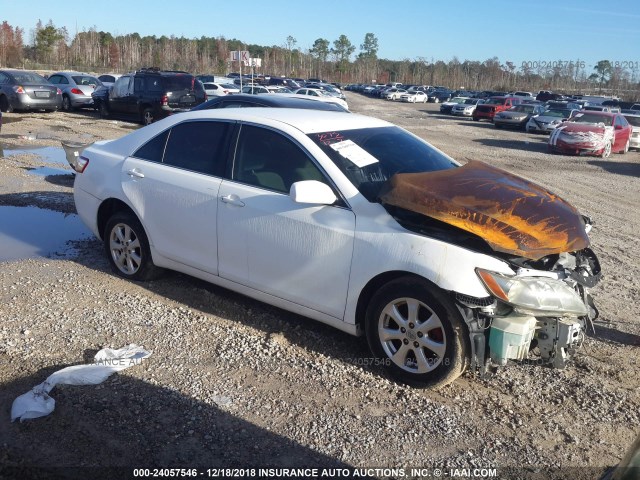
73,109 -> 601,387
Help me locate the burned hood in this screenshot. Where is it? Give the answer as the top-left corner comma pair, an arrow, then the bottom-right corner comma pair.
379,160 -> 590,260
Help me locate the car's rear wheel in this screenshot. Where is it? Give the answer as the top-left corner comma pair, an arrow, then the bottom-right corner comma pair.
365,277 -> 468,388
141,108 -> 154,126
601,141 -> 612,158
61,95 -> 71,112
104,212 -> 162,281
0,95 -> 13,113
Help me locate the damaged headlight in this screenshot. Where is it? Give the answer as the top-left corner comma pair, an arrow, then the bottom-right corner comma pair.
476,269 -> 587,316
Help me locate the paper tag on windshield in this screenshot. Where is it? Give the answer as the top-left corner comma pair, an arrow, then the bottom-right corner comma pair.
329,140 -> 379,168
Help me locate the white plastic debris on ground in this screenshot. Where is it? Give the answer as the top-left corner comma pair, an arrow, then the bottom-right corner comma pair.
11,344 -> 151,422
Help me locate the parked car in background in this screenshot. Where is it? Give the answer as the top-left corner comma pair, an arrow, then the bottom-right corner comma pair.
400,91 -> 429,103
92,68 -> 206,125
493,104 -> 546,129
451,98 -> 484,116
203,82 -> 239,97
439,97 -> 469,114
268,77 -> 302,90
511,91 -> 534,98
428,90 -> 453,103
293,88 -> 348,110
241,85 -> 271,95
97,74 -> 122,88
622,113 -> 640,150
526,108 -> 579,133
384,87 -> 408,101
73,108 -> 601,388
548,111 -> 632,157
48,71 -> 102,111
536,90 -> 565,102
0,69 -> 62,112
191,93 -> 349,112
473,96 -> 522,122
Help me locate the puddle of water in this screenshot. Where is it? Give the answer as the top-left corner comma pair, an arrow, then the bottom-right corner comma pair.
1,145 -> 67,164
26,165 -> 73,176
0,206 -> 91,262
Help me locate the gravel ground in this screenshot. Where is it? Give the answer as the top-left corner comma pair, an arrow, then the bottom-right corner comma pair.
0,96 -> 638,480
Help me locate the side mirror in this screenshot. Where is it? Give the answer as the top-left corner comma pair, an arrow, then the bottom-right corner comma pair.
290,180 -> 337,205
615,125 -> 623,130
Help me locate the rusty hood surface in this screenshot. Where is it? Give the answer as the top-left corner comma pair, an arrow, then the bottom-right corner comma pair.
379,160 -> 590,260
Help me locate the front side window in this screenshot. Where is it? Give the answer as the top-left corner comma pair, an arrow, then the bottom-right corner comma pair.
308,126 -> 456,201
113,76 -> 131,97
233,125 -> 327,194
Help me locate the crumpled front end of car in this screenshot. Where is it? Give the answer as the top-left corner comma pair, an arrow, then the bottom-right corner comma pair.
380,160 -> 602,373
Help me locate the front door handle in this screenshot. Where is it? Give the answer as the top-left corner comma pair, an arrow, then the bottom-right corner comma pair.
220,194 -> 245,207
126,168 -> 145,178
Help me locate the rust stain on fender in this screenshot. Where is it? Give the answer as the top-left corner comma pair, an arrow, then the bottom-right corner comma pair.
380,160 -> 590,260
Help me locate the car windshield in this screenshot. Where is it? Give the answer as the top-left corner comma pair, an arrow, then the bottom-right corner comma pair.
12,72 -> 49,84
485,98 -> 504,105
72,75 -> 100,87
512,105 -> 535,113
569,113 -> 613,126
308,126 -> 456,200
624,115 -> 640,127
450,97 -> 467,103
464,99 -> 477,104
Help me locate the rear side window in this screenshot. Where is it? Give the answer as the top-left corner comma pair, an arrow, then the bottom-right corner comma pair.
133,130 -> 169,163
162,121 -> 230,176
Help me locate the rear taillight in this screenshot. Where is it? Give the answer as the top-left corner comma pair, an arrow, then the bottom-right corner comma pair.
74,156 -> 89,173
223,90 -> 228,94
13,86 -> 26,94
70,88 -> 83,95
161,95 -> 168,106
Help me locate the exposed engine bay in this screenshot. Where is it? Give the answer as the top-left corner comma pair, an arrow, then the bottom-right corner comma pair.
380,161 -> 602,373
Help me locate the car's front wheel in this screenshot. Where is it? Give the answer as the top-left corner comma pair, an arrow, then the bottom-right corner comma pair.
620,139 -> 630,154
98,101 -> 109,119
104,212 -> 162,281
601,141 -> 612,158
365,277 -> 468,388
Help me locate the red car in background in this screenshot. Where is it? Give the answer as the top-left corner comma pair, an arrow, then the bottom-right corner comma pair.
473,96 -> 521,121
548,111 -> 632,158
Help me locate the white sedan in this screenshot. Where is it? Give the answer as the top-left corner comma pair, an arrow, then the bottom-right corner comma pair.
400,91 -> 429,103
293,88 -> 348,110
202,82 -> 239,97
73,108 -> 601,387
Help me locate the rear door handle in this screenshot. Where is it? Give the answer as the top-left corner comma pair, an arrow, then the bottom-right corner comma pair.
126,168 -> 145,178
220,194 -> 245,207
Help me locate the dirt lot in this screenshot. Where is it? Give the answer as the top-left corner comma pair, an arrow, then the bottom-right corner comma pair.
0,95 -> 639,480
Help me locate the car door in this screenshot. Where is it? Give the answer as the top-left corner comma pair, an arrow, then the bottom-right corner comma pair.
613,115 -> 630,150
217,123 -> 356,319
121,120 -> 233,273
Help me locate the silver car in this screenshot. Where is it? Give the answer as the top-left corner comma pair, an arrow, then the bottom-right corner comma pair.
526,109 -> 578,133
494,104 -> 545,129
47,71 -> 102,111
451,98 -> 484,116
0,69 -> 62,112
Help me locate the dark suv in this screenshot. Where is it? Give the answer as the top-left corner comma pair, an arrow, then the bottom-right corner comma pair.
92,68 -> 206,125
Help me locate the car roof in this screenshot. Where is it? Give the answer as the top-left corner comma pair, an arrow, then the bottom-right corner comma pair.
192,93 -> 347,112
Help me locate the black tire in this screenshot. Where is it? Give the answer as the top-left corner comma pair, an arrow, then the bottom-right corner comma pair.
98,101 -> 109,119
365,277 -> 469,388
0,95 -> 13,113
103,212 -> 162,281
472,117 -> 480,122
141,107 -> 154,126
61,95 -> 71,112
495,123 -> 502,129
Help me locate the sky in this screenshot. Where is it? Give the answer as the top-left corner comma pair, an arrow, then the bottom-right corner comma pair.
1,0 -> 639,72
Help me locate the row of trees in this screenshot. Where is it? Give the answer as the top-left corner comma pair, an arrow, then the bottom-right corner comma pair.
1,19 -> 639,99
